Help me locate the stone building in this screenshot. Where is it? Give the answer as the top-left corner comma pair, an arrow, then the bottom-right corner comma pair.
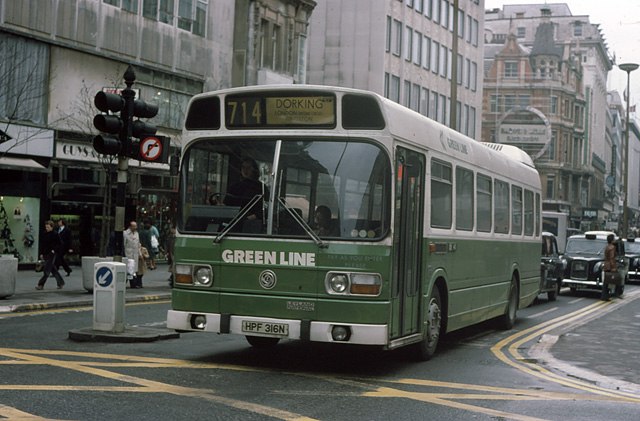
483,4 -> 614,229
0,0 -> 315,265
307,0 -> 485,139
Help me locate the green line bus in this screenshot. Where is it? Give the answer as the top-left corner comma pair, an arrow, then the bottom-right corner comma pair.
166,85 -> 542,359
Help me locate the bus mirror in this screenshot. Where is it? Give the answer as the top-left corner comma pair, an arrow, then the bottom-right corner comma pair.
170,153 -> 180,176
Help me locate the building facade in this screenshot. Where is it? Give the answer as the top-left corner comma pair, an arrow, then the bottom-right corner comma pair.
483,4 -> 614,230
307,0 -> 485,139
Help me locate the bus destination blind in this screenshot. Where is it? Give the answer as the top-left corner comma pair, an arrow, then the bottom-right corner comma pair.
225,94 -> 335,128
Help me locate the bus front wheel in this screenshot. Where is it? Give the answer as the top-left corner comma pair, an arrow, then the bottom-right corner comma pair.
415,287 -> 442,361
246,336 -> 280,348
497,277 -> 518,330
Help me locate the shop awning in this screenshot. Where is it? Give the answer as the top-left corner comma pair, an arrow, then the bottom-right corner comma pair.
0,157 -> 49,173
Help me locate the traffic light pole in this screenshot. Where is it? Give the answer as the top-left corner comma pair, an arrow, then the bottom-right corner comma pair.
113,66 -> 136,262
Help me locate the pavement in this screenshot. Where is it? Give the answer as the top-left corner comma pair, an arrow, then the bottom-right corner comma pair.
1,263 -> 640,393
0,261 -> 175,342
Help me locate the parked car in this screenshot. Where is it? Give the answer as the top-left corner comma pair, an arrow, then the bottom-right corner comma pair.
623,238 -> 640,281
561,231 -> 628,295
540,232 -> 562,301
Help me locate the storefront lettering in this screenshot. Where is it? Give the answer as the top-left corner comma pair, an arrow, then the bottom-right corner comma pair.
61,144 -> 101,159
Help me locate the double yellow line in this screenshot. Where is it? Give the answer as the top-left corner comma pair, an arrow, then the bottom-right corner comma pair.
491,294 -> 640,402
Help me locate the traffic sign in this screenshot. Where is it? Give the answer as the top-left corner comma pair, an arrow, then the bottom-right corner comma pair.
140,136 -> 163,161
96,266 -> 114,288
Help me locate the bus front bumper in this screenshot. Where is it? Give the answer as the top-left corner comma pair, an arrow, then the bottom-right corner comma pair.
167,310 -> 388,345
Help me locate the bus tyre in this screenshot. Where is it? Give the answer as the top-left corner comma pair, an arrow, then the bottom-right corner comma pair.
246,336 -> 280,348
416,287 -> 442,361
498,278 -> 518,330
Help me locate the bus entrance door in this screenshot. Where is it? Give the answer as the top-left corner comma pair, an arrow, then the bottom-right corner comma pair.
391,148 -> 425,338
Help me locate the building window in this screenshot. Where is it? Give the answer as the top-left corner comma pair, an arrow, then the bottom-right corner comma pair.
404,80 -> 412,107
458,10 -> 465,38
404,26 -> 413,61
550,96 -> 558,114
490,94 -> 500,113
470,61 -> 477,91
519,94 -> 530,107
441,1 -> 448,29
415,0 -> 423,13
411,83 -> 421,111
457,53 -> 463,85
504,95 -> 516,111
439,93 -> 447,123
386,16 -> 392,52
431,40 -> 439,73
468,107 -> 476,138
413,31 -> 422,65
517,27 -> 525,38
141,0 -> 206,36
390,75 -> 400,103
546,177 -> 555,200
425,0 -> 432,19
384,72 -> 390,98
393,20 -> 402,56
574,23 -> 583,37
430,91 -> 438,119
421,87 -> 429,116
422,35 -> 431,69
439,44 -> 447,77
504,61 -> 518,78
433,0 -> 440,24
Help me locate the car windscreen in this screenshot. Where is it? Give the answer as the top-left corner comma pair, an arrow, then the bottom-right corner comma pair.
564,238 -> 605,256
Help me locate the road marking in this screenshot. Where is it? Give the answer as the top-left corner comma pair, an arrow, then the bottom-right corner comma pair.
528,307 -> 559,319
492,290 -> 640,402
0,404 -> 51,420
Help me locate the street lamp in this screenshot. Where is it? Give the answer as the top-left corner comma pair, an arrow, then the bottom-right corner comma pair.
619,62 -> 639,238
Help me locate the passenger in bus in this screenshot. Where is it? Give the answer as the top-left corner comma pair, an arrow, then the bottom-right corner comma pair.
314,205 -> 339,237
224,158 -> 269,230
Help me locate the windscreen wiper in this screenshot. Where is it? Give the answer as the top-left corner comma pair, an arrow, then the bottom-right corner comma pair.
277,197 -> 327,248
213,194 -> 263,244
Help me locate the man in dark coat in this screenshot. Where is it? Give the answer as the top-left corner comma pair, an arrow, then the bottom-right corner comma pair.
57,218 -> 73,276
36,220 -> 65,289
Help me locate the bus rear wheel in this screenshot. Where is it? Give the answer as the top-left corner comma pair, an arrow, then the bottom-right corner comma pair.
415,287 -> 442,361
497,277 -> 518,330
246,336 -> 280,348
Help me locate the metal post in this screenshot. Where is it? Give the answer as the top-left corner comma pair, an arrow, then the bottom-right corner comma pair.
449,0 -> 459,130
113,66 -> 136,262
619,63 -> 638,239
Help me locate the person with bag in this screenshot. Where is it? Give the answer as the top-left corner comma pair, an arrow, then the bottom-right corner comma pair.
602,234 -> 620,301
56,218 -> 73,276
35,220 -> 65,290
123,221 -> 144,288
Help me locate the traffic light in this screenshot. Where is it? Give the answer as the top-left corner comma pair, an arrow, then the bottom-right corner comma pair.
91,66 -> 163,160
92,91 -> 126,156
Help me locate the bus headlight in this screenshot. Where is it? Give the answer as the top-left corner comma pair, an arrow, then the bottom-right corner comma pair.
325,272 -> 382,296
174,264 -> 213,286
328,274 -> 349,293
194,266 -> 213,286
350,273 -> 382,295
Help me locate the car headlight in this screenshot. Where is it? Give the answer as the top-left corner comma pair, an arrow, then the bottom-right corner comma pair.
593,261 -> 603,274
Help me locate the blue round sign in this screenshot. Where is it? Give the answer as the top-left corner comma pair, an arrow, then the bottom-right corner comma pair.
96,266 -> 113,287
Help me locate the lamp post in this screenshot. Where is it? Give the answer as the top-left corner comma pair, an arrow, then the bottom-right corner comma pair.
619,62 -> 639,238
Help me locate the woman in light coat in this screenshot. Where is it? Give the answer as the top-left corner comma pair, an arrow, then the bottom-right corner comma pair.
123,221 -> 145,288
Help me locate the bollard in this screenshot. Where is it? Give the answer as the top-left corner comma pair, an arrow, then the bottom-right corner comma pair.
0,255 -> 18,299
93,262 -> 126,332
82,256 -> 114,292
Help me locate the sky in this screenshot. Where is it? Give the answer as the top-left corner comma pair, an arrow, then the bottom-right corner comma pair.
483,0 -> 640,107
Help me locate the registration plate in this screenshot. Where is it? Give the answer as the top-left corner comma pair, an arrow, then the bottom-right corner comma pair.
241,320 -> 289,336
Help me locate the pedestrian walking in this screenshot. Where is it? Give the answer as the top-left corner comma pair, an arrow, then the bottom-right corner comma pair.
35,220 -> 65,290
123,221 -> 145,288
56,218 -> 73,276
602,233 -> 620,301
